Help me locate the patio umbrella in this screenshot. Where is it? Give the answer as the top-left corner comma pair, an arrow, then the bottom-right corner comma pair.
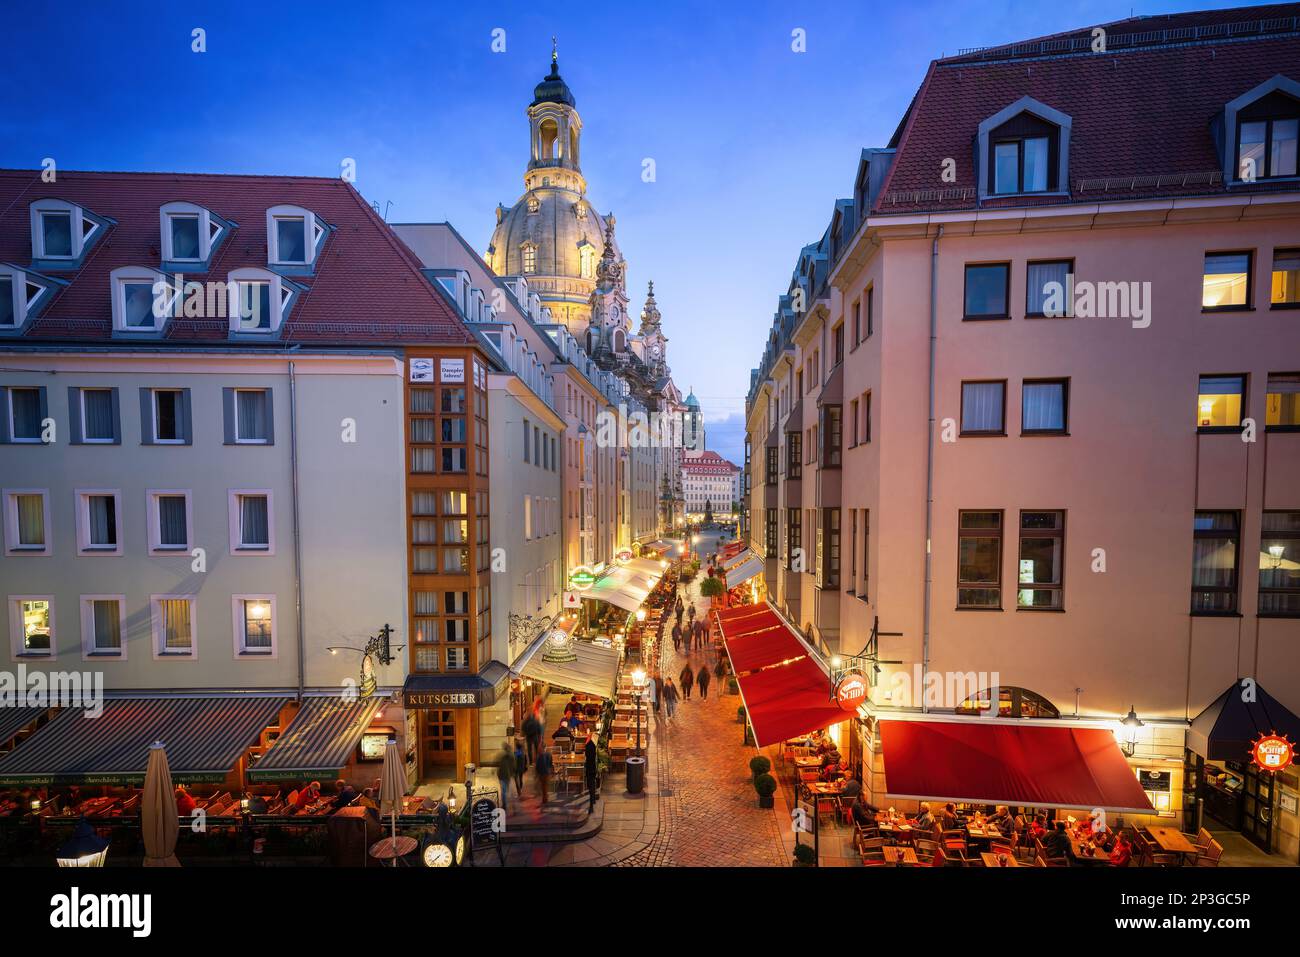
141,741 -> 180,867
378,739 -> 406,866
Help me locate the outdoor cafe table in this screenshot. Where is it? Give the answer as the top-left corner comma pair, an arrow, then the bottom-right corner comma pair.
805,781 -> 844,796
966,824 -> 1005,843
794,756 -> 822,772
877,820 -> 916,842
884,846 -> 918,865
981,851 -> 1020,868
1147,826 -> 1199,856
1067,829 -> 1113,865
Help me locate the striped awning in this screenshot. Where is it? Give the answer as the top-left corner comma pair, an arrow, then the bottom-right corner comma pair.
725,554 -> 765,589
0,707 -> 47,747
0,697 -> 287,785
248,697 -> 385,780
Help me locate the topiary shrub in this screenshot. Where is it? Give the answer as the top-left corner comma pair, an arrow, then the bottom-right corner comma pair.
793,842 -> 817,866
749,755 -> 771,778
737,705 -> 747,723
753,772 -> 777,808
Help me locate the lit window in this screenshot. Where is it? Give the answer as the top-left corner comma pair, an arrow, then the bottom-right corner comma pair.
237,597 -> 274,654
1259,512 -> 1300,616
1017,511 -> 1064,610
1266,373 -> 1300,429
1196,374 -> 1245,430
1272,248 -> 1300,307
11,598 -> 53,656
1202,252 -> 1252,310
522,243 -> 537,273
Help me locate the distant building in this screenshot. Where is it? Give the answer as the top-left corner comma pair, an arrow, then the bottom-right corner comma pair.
683,451 -> 741,524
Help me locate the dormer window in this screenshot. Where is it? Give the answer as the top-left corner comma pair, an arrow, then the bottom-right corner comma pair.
29,199 -> 110,264
266,205 -> 326,267
977,97 -> 1070,201
160,202 -> 228,266
1224,76 -> 1300,184
110,267 -> 179,334
0,265 -> 57,332
227,268 -> 295,335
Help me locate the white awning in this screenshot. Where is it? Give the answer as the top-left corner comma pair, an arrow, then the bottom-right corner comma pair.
720,547 -> 754,571
516,636 -> 621,699
583,563 -> 659,612
625,557 -> 667,578
726,554 -> 765,589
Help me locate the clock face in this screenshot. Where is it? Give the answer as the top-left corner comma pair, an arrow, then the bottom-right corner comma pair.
650,345 -> 661,357
455,834 -> 468,865
423,843 -> 453,868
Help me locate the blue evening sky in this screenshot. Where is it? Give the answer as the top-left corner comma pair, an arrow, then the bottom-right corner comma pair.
4,0 -> 1242,463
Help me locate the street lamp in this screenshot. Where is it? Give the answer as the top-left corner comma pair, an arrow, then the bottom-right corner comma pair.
1120,706 -> 1144,758
631,667 -> 647,757
635,607 -> 647,623
1268,544 -> 1285,569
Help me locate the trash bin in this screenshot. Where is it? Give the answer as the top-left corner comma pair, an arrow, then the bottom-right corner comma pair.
626,756 -> 647,794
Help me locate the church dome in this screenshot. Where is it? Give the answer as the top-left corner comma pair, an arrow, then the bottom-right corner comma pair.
487,189 -> 619,293
532,59 -> 575,108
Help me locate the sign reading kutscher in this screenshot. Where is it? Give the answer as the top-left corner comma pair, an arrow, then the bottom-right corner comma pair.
406,690 -> 481,708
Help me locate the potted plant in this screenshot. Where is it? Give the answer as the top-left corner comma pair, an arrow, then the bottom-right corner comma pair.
699,576 -> 725,603
793,842 -> 817,867
737,705 -> 747,724
753,772 -> 777,809
726,676 -> 739,695
749,755 -> 771,779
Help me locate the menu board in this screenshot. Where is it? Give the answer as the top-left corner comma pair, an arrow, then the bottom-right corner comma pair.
358,732 -> 388,761
1139,769 -> 1171,792
471,796 -> 498,845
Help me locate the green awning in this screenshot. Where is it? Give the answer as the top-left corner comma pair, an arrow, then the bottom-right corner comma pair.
248,697 -> 384,781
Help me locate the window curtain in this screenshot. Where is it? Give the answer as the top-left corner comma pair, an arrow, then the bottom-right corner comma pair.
158,496 -> 187,546
1026,262 -> 1069,315
92,600 -> 121,650
1023,383 -> 1064,431
83,389 -> 114,440
11,388 -> 41,437
236,391 -> 267,440
962,383 -> 1003,431
243,603 -> 271,648
88,495 -> 116,546
16,494 -> 44,545
240,496 -> 268,546
162,599 -> 191,649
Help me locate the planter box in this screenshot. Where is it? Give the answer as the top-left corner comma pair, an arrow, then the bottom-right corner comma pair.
758,794 -> 775,809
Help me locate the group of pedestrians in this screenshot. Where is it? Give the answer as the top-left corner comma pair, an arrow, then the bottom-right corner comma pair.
495,699 -> 602,814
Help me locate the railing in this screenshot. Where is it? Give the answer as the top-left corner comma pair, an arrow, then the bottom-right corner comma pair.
954,15 -> 1299,59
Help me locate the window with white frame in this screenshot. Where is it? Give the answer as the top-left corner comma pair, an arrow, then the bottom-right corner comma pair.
229,490 -> 272,553
5,386 -> 45,442
9,596 -> 53,657
75,489 -> 122,554
227,268 -> 292,333
80,596 -> 125,658
233,389 -> 271,443
3,489 -> 50,555
147,388 -> 187,443
147,490 -> 191,553
110,266 -> 178,333
151,595 -> 196,657
233,596 -> 275,655
30,199 -> 103,260
77,387 -> 118,443
266,205 -> 325,266
160,201 -> 226,263
0,266 -> 53,330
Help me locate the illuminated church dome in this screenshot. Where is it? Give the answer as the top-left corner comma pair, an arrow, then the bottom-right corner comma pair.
487,46 -> 623,331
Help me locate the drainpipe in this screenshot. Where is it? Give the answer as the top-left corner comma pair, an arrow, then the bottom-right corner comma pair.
922,225 -> 943,712
288,358 -> 305,703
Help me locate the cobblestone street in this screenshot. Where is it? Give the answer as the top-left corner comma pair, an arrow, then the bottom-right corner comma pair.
615,569 -> 788,867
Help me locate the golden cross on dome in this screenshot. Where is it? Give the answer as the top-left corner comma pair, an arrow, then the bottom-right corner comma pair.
552,36 -> 558,65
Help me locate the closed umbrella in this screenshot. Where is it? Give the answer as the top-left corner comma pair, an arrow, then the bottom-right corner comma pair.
378,739 -> 406,866
141,741 -> 180,867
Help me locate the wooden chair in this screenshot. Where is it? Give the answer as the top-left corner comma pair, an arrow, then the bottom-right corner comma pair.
914,838 -> 938,864
1195,840 -> 1223,867
1042,855 -> 1069,867
836,796 -> 855,828
859,837 -> 887,865
941,829 -> 968,854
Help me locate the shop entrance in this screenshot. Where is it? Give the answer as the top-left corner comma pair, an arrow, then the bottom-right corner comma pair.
1198,756 -> 1274,853
421,709 -> 457,771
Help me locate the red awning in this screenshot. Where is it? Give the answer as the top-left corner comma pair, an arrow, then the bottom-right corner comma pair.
724,625 -> 805,673
720,609 -> 783,640
715,602 -> 772,624
879,720 -> 1153,813
736,658 -> 848,748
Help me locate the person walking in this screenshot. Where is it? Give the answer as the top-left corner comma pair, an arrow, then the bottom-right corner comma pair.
697,665 -> 711,699
671,621 -> 683,653
653,673 -> 664,715
695,618 -> 707,651
535,748 -> 554,805
584,734 -> 599,813
497,742 -> 516,809
663,678 -> 680,719
512,739 -> 527,796
680,663 -> 694,700
647,671 -> 659,715
522,704 -> 542,764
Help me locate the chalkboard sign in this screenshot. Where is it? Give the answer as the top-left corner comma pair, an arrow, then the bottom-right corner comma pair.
471,796 -> 498,845
1139,769 -> 1171,792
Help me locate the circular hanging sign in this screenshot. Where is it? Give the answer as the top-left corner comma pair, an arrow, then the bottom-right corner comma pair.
834,670 -> 870,712
616,548 -> 634,563
541,629 -> 577,663
569,566 -> 597,591
1251,733 -> 1295,773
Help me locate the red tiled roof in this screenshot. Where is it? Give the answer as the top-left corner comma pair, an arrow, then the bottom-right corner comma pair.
876,4 -> 1300,214
682,450 -> 740,473
0,169 -> 474,345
